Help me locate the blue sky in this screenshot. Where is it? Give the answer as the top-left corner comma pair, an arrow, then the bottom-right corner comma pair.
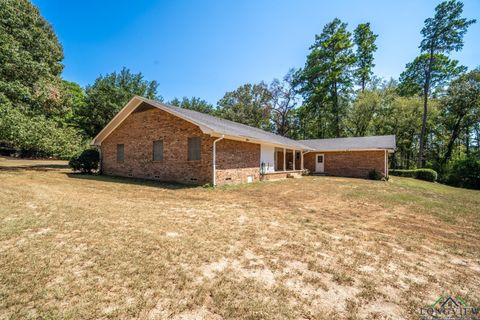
33,0 -> 479,104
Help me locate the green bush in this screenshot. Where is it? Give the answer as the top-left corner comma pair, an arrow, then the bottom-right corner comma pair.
390,168 -> 437,182
389,169 -> 416,178
367,168 -> 383,180
0,101 -> 85,159
69,149 -> 100,174
446,157 -> 480,189
414,169 -> 438,182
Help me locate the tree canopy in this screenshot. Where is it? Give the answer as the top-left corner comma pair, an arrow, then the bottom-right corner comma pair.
217,83 -> 273,131
78,68 -> 160,138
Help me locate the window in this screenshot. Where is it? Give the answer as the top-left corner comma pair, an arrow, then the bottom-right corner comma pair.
116,144 -> 124,162
296,152 -> 300,160
317,155 -> 323,163
188,137 -> 201,160
153,140 -> 163,161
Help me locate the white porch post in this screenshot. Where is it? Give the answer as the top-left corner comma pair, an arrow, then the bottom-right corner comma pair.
301,151 -> 304,170
293,150 -> 296,171
283,148 -> 286,171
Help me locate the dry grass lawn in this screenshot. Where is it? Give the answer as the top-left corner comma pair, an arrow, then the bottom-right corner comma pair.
0,157 -> 479,319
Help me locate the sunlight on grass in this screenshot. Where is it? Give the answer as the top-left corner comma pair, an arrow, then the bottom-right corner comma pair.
0,159 -> 479,319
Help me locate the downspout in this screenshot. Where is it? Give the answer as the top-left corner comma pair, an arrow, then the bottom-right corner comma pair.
212,135 -> 225,186
384,149 -> 388,179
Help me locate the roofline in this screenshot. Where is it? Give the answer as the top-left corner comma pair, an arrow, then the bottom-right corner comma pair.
307,148 -> 395,153
91,96 -> 306,150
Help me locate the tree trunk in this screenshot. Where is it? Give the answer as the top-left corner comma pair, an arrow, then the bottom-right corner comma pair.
333,81 -> 340,137
418,52 -> 434,168
465,127 -> 470,156
442,116 -> 464,165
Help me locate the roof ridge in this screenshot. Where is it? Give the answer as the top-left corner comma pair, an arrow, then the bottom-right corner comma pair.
141,97 -> 301,144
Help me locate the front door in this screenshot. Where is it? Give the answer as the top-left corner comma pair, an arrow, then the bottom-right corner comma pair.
315,154 -> 324,173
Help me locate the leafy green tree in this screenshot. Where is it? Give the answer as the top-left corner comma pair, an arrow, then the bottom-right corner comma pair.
169,97 -> 215,115
270,70 -> 298,137
217,83 -> 273,130
79,67 -> 161,137
295,18 -> 356,138
440,69 -> 480,165
405,0 -> 475,167
0,0 -> 64,113
353,23 -> 378,92
0,97 -> 84,158
347,89 -> 381,136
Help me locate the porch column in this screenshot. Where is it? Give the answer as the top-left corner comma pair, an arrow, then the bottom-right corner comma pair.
301,152 -> 304,170
283,148 -> 286,171
293,150 -> 296,171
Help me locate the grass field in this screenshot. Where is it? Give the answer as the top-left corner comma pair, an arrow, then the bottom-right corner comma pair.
0,157 -> 479,319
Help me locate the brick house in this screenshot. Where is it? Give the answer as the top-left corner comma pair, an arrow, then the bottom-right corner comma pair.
92,96 -> 396,186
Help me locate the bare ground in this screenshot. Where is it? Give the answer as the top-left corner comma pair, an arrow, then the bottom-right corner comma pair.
0,157 -> 479,319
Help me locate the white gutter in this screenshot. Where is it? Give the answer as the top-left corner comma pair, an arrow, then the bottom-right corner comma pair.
212,135 -> 225,186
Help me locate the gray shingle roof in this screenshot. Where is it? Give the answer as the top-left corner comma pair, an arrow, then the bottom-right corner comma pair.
140,97 -> 308,149
299,135 -> 396,151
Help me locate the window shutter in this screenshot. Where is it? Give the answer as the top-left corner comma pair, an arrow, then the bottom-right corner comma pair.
188,137 -> 201,160
116,144 -> 124,162
153,140 -> 163,161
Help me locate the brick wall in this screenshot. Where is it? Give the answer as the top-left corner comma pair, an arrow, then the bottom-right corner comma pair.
304,151 -> 387,178
215,139 -> 260,185
101,105 -> 214,185
101,104 -> 262,185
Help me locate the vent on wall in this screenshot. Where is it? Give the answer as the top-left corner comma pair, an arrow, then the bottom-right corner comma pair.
247,176 -> 253,183
225,177 -> 232,181
190,178 -> 197,181
127,173 -> 133,177
154,175 -> 160,179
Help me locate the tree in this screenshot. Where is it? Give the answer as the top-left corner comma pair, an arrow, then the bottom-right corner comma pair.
398,54 -> 465,97
169,97 -> 215,115
270,70 -> 298,137
295,18 -> 356,138
0,0 -> 64,114
217,83 -> 272,130
440,69 -> 480,165
409,0 -> 475,167
353,23 -> 378,92
79,68 -> 161,137
347,90 -> 381,136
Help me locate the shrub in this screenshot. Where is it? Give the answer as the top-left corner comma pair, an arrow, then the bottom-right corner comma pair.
414,168 -> 437,182
389,169 -> 415,178
446,157 -> 480,189
367,168 -> 383,180
390,168 -> 438,182
69,149 -> 100,174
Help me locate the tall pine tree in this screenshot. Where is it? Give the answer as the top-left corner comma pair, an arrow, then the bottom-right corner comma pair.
295,18 -> 356,138
409,0 -> 475,167
353,23 -> 378,92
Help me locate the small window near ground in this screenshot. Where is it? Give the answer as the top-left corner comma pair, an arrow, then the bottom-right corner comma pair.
117,144 -> 124,162
153,140 -> 163,161
188,137 -> 201,160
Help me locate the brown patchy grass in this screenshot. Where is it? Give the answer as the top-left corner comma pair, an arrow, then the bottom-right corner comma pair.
0,157 -> 479,319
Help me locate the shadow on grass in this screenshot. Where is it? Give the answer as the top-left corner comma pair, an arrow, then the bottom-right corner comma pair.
66,173 -> 199,190
0,164 -> 69,171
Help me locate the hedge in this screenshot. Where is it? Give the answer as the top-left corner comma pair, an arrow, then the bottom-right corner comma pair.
390,168 -> 438,182
69,149 -> 100,174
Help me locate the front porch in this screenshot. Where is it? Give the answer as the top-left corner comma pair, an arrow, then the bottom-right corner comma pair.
260,146 -> 305,179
